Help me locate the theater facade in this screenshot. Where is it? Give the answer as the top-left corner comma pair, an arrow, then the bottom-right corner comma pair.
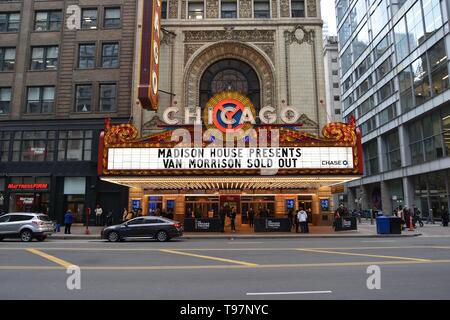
98,0 -> 363,229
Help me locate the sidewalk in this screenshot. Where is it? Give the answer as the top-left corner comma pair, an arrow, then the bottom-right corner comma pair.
45,221 -> 448,240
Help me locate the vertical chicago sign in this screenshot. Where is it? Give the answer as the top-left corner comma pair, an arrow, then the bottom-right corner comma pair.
138,0 -> 162,110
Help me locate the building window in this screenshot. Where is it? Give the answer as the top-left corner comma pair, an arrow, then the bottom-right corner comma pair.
408,112 -> 444,164
0,87 -> 11,115
0,131 -> 10,162
334,108 -> 341,115
34,10 -> 62,32
26,86 -> 54,113
81,8 -> 97,29
333,96 -> 340,101
12,131 -> 55,162
332,70 -> 338,76
101,43 -> 119,68
378,80 -> 394,103
374,34 -> 390,61
442,107 -> 450,156
99,84 -> 117,112
254,0 -> 270,18
376,55 -> 392,81
291,0 -> 305,17
161,1 -> 168,19
399,65 -> 414,112
394,17 -> 409,63
379,103 -> 397,126
30,46 -> 59,70
428,40 -> 449,96
360,116 -> 376,136
0,47 -> 15,71
363,140 -> 379,176
333,83 -> 339,89
75,85 -> 92,112
104,7 -> 121,28
0,12 -> 20,32
422,0 -> 443,37
405,1 -> 425,53
188,1 -> 204,19
385,130 -> 401,171
412,54 -> 431,107
78,44 -> 96,69
370,0 -> 388,37
221,0 -> 237,18
58,130 -> 93,161
331,58 -> 338,63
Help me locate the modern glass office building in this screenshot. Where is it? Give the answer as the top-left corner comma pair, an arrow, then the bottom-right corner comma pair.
336,0 -> 450,218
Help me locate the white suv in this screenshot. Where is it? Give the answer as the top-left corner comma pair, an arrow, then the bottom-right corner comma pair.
0,213 -> 55,242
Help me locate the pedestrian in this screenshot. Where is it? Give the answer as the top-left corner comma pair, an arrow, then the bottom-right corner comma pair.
403,206 -> 411,229
105,210 -> 113,226
94,204 -> 103,226
295,209 -> 300,233
287,209 -> 294,232
230,207 -> 237,233
122,208 -> 128,222
413,205 -> 423,228
126,208 -> 134,221
137,208 -> 143,217
64,209 -> 73,234
333,206 -> 341,230
219,206 -> 226,233
441,206 -> 449,227
248,207 -> 255,227
298,208 -> 308,233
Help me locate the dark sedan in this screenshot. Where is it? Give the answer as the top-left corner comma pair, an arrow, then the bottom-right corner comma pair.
101,216 -> 183,242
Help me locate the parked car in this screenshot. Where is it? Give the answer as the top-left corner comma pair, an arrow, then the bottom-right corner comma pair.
101,216 -> 183,242
0,213 -> 56,242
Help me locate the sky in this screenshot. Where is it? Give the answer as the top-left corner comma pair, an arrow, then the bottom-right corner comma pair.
321,0 -> 338,36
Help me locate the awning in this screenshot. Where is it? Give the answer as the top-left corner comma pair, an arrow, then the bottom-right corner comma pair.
101,175 -> 361,190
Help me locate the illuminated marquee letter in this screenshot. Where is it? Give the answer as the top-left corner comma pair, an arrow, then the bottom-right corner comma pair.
138,0 -> 162,110
163,107 -> 180,125
260,106 -> 277,124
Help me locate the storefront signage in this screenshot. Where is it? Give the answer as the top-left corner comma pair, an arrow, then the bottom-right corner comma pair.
107,147 -> 354,170
266,219 -> 281,229
195,220 -> 210,230
138,0 -> 161,110
8,184 -> 49,190
18,197 -> 34,205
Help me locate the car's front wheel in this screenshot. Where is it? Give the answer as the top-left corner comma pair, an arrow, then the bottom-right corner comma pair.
107,231 -> 120,242
156,230 -> 169,242
20,230 -> 33,242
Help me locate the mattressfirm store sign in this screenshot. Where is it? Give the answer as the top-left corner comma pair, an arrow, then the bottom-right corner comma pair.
107,147 -> 354,170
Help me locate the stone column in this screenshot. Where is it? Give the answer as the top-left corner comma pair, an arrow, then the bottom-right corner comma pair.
402,176 -> 415,208
398,124 -> 411,167
381,181 -> 392,215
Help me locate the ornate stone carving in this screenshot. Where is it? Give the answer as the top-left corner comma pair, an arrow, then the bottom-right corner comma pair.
184,42 -> 276,109
298,114 -> 318,128
184,44 -> 204,64
184,28 -> 275,42
181,0 -> 186,19
280,0 -> 290,17
271,0 -> 278,18
161,30 -> 176,45
206,0 -> 219,18
239,0 -> 252,18
168,0 -> 178,19
255,43 -> 275,64
307,0 -> 317,17
284,25 -> 315,45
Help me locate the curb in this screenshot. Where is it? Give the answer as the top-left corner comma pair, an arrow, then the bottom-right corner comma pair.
48,233 -> 422,240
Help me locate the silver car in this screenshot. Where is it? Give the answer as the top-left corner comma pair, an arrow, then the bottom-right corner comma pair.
0,213 -> 55,242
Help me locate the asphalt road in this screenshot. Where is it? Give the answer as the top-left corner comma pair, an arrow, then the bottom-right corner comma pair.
1,236 -> 450,300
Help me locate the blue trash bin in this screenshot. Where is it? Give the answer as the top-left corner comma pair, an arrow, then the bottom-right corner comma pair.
376,216 -> 390,234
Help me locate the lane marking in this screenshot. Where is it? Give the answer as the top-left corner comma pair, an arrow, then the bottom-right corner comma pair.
26,249 -> 74,268
296,248 -> 431,262
0,245 -> 447,252
227,242 -> 263,244
160,249 -> 258,266
361,240 -> 396,243
2,259 -> 450,271
247,290 -> 332,296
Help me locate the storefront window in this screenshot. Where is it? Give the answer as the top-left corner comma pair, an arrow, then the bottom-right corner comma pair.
148,196 -> 163,216
185,196 -> 219,218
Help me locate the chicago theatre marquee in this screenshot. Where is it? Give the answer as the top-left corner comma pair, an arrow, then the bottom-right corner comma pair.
98,0 -> 363,228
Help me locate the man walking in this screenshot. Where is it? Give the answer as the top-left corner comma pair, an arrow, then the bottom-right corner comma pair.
95,204 -> 103,226
248,207 -> 255,228
230,207 -> 237,233
298,208 -> 308,233
64,209 -> 74,234
441,206 -> 449,227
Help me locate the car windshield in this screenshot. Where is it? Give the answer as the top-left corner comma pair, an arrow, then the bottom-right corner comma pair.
38,215 -> 51,221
